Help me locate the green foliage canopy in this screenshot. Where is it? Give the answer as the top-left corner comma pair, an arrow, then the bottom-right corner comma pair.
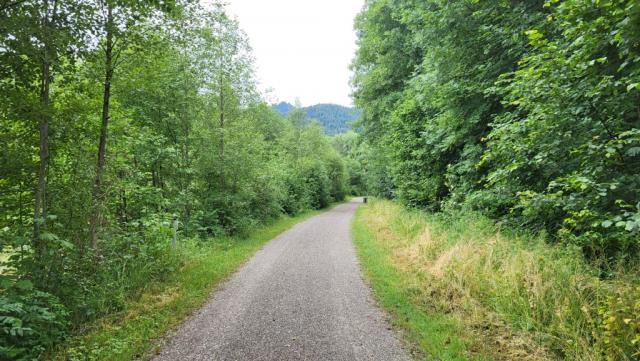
352,0 -> 640,261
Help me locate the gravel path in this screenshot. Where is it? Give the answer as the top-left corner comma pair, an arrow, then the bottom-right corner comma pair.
153,198 -> 410,361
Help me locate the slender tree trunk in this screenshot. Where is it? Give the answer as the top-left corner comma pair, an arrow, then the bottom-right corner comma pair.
218,80 -> 225,189
152,167 -> 157,187
90,2 -> 114,249
181,78 -> 191,235
34,3 -> 52,256
19,182 -> 23,226
184,126 -> 191,235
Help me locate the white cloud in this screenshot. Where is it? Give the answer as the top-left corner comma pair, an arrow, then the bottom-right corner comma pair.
224,0 -> 364,106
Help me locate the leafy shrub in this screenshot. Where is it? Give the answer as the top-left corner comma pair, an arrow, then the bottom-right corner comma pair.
325,152 -> 348,202
594,285 -> 640,359
482,0 -> 640,260
300,160 -> 332,209
0,277 -> 68,361
281,169 -> 310,215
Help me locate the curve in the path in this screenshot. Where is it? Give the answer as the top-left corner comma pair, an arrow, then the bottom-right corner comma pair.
153,198 -> 410,361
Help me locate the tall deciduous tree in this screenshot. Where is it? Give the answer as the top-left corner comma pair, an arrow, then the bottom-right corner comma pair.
89,0 -> 176,248
0,0 -> 88,261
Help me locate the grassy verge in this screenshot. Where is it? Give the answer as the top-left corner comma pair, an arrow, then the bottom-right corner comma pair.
352,204 -> 480,361
352,199 -> 639,361
46,208 -> 327,361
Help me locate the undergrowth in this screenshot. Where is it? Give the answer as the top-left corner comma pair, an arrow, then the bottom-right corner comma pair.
42,208 -> 325,361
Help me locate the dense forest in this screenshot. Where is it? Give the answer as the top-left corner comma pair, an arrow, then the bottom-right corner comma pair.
351,0 -> 639,263
348,0 -> 640,358
0,1 -> 350,359
273,102 -> 361,135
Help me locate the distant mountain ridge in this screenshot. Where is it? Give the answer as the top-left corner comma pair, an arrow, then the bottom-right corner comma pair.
273,102 -> 361,135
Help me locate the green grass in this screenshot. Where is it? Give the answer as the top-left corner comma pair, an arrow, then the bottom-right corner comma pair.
352,205 -> 483,361
46,208 -> 328,361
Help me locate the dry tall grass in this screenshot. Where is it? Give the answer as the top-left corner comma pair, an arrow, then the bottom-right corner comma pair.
361,199 -> 639,360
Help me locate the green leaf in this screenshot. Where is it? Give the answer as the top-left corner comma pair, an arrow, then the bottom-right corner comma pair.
625,221 -> 636,232
625,147 -> 640,157
15,280 -> 33,290
40,232 -> 57,242
525,29 -> 543,42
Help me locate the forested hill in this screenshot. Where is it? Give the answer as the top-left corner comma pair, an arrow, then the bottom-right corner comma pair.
273,102 -> 361,135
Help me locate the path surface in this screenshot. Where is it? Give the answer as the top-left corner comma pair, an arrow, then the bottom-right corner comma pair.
153,199 -> 410,361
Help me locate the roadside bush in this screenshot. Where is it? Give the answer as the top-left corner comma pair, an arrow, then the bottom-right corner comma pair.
300,160 -> 332,209
0,277 -> 68,361
325,152 -> 348,202
280,169 -> 311,215
594,284 -> 640,359
48,219 -> 180,325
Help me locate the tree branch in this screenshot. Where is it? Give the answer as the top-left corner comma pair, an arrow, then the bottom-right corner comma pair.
0,0 -> 29,12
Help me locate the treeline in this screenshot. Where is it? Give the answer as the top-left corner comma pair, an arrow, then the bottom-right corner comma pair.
273,102 -> 362,135
301,103 -> 361,135
352,0 -> 640,263
0,1 -> 346,359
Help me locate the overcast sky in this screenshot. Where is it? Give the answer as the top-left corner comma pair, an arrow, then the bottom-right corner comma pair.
224,0 -> 364,107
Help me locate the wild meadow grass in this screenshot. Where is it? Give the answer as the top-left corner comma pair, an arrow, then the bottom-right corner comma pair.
352,199 -> 639,360
44,208 -> 325,361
